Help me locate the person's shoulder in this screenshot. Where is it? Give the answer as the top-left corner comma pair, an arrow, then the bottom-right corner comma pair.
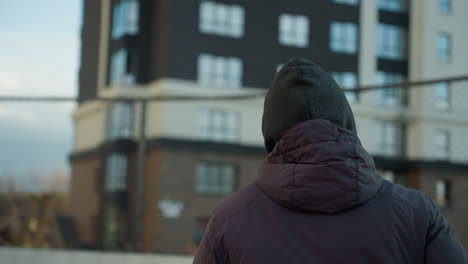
210,183 -> 261,225
380,180 -> 434,213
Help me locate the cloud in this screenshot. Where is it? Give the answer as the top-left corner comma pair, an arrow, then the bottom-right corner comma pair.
0,1 -> 80,177
0,32 -> 79,97
0,105 -> 34,122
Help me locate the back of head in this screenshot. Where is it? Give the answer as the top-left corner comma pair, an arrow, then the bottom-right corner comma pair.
262,58 -> 356,153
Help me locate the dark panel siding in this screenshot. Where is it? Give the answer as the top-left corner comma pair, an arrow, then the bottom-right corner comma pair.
142,0 -> 171,83
163,0 -> 360,89
78,0 -> 102,101
378,10 -> 409,27
377,59 -> 409,74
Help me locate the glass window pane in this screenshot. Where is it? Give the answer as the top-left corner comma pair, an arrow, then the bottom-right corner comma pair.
194,163 -> 235,195
198,108 -> 239,142
199,1 -> 244,38
435,82 -> 450,108
126,0 -> 139,34
378,0 -> 406,12
439,0 -> 451,13
435,130 -> 449,159
105,153 -> 128,192
279,14 -> 309,47
197,54 -> 242,88
376,121 -> 401,156
330,22 -> 357,54
107,102 -> 133,139
333,0 -> 359,5
437,33 -> 451,61
377,24 -> 406,60
435,179 -> 450,207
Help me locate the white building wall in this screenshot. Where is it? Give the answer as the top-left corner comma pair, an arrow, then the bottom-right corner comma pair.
358,0 -> 378,96
409,0 -> 468,162
150,80 -> 265,146
73,101 -> 108,152
73,79 -> 266,151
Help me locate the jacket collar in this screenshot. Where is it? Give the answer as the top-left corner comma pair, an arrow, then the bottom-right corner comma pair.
256,119 -> 382,214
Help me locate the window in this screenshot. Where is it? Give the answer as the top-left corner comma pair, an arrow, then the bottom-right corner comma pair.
199,1 -> 245,38
434,82 -> 450,109
382,171 -> 395,182
378,0 -> 407,12
112,0 -> 139,39
435,179 -> 450,207
102,203 -> 128,249
110,49 -> 135,86
437,33 -> 451,62
375,72 -> 404,106
195,163 -> 236,195
198,108 -> 239,142
279,14 -> 309,48
107,102 -> 133,139
333,0 -> 359,5
198,54 -> 242,88
439,0 -> 451,14
331,72 -> 358,102
105,153 -> 128,192
377,24 -> 407,60
378,170 -> 407,185
434,130 -> 450,160
330,22 -> 358,54
376,121 -> 403,157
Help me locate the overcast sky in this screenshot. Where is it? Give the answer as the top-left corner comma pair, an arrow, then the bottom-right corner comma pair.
0,0 -> 81,186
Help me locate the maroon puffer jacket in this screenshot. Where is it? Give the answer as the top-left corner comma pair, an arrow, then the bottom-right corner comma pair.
194,119 -> 467,263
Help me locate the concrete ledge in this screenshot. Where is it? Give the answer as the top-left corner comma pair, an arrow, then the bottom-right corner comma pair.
0,247 -> 194,264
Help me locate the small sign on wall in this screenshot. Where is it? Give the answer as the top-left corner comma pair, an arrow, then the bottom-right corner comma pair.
158,199 -> 184,219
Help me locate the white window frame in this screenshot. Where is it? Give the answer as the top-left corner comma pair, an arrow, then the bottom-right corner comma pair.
195,163 -> 236,195
110,49 -> 135,86
434,82 -> 450,109
199,1 -> 245,38
438,0 -> 451,14
198,108 -> 239,143
333,0 -> 359,5
382,171 -> 395,183
198,54 -> 243,88
107,102 -> 134,139
330,22 -> 358,54
437,33 -> 451,62
376,121 -> 402,157
378,0 -> 407,12
377,23 -> 407,60
375,72 -> 404,106
434,129 -> 450,160
435,179 -> 450,207
331,72 -> 358,102
278,14 -> 309,48
112,0 -> 139,39
105,153 -> 128,192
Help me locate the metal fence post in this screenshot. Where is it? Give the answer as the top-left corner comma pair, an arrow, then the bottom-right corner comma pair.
134,99 -> 147,251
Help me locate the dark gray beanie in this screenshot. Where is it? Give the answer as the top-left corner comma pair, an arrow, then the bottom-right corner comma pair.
262,58 -> 357,153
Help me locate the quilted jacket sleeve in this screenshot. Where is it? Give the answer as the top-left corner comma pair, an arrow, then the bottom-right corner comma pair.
423,195 -> 468,263
193,216 -> 229,264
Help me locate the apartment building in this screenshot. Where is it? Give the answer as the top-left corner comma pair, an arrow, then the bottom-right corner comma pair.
68,0 -> 468,253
